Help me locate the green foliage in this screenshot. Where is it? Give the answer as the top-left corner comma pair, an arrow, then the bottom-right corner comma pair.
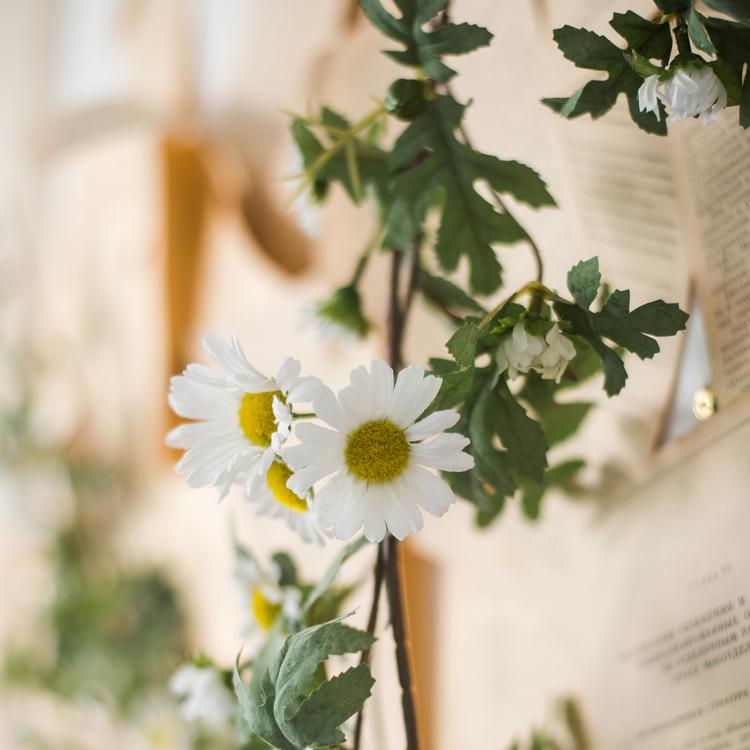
519,459 -> 586,521
554,257 -> 688,396
543,13 -> 671,134
359,0 -> 493,82
234,620 -> 375,750
387,95 -> 554,290
447,320 -> 482,366
418,268 -> 486,315
545,4 -> 750,132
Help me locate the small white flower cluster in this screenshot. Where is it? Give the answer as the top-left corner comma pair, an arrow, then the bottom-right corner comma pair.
638,64 -> 727,125
168,333 -> 474,544
496,322 -> 576,383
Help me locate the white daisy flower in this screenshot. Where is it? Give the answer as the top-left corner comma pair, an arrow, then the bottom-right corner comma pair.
169,663 -> 235,727
533,326 -> 576,383
639,65 -> 727,125
283,359 -> 474,543
167,332 -> 320,502
235,553 -> 302,631
496,322 -> 545,380
249,458 -> 329,544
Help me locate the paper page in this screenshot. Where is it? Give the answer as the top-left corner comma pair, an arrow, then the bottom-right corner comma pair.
674,113 -> 750,406
581,397 -> 750,749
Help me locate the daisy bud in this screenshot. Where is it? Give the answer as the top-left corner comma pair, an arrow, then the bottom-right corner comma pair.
496,322 -> 545,380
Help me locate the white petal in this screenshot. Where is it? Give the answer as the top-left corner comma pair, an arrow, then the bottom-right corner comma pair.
370,358 -> 395,416
275,357 -> 301,394
411,433 -> 474,471
313,385 -> 351,432
287,375 -> 323,403
406,410 -> 459,441
390,366 -> 441,427
399,465 -> 455,517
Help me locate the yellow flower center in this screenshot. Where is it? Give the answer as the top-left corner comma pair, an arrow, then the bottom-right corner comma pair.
345,419 -> 409,483
266,462 -> 307,512
252,587 -> 280,630
238,390 -> 283,446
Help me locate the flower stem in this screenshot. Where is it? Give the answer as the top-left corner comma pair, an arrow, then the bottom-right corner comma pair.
353,541 -> 386,750
384,535 -> 421,750
674,15 -> 693,58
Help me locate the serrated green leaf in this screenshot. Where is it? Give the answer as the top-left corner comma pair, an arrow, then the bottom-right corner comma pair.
544,14 -> 671,134
447,321 -> 481,366
360,0 -> 492,83
554,300 -> 628,397
387,96 -> 550,291
593,290 -> 688,360
567,257 -> 601,309
290,665 -> 375,748
489,379 -> 548,484
552,26 -> 625,70
703,17 -> 750,127
610,11 -> 673,61
236,619 -> 375,750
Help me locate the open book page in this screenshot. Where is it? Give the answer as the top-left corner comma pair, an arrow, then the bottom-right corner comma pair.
580,395 -> 750,749
673,113 -> 750,406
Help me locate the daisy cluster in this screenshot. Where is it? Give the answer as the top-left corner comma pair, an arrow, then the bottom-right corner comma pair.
168,333 -> 474,544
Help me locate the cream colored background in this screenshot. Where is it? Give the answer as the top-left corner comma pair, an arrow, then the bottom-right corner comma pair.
0,1 -> 739,748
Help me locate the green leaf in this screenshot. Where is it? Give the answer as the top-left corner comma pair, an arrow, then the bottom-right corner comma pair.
551,26 -> 625,70
520,373 -> 593,446
447,321 -> 481,366
686,7 -> 717,54
235,619 -> 375,750
610,11 -> 673,61
489,379 -> 548,484
593,290 -> 688,360
359,0 -> 492,83
271,552 -> 297,587
302,537 -> 369,622
429,363 -> 476,411
543,14 -> 671,134
418,268 -> 486,313
704,0 -> 750,26
567,257 -> 601,309
519,459 -> 585,521
387,96 -> 553,292
704,17 -> 750,127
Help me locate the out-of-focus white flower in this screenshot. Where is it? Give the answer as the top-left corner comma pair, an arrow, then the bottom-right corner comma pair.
169,664 -> 235,727
167,333 -> 320,502
235,554 -> 303,631
128,696 -> 192,750
496,322 -> 545,380
283,359 -> 473,542
638,65 -> 727,125
533,326 -> 576,383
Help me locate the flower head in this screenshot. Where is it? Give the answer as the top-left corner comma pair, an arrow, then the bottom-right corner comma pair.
496,322 -> 545,380
235,552 -> 302,632
534,326 -> 576,383
169,662 -> 235,726
283,359 -> 474,542
639,65 -> 727,125
167,332 -> 320,502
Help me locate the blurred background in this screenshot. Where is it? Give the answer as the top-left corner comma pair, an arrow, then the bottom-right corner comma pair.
0,1 -> 713,748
